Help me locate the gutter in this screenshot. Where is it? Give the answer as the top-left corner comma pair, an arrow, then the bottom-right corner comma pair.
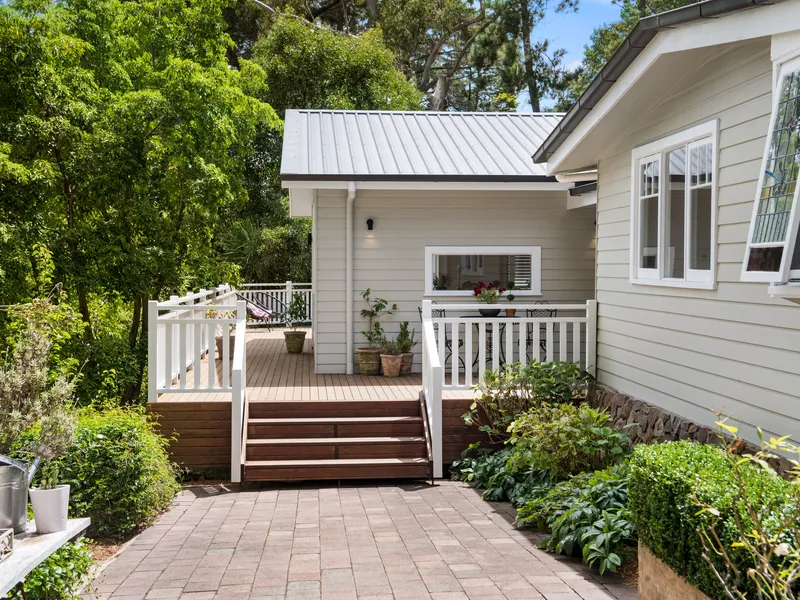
346,182 -> 356,375
532,0 -> 777,164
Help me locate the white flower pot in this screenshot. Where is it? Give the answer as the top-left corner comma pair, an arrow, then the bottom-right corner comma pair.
29,485 -> 70,534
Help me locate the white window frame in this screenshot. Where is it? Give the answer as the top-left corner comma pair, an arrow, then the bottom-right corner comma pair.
630,120 -> 719,290
424,246 -> 542,297
741,55 -> 800,284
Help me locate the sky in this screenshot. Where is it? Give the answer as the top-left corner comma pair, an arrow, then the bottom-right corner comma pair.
525,0 -> 622,109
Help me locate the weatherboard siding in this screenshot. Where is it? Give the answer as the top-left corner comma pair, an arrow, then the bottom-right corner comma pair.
314,190 -> 596,373
595,40 -> 800,443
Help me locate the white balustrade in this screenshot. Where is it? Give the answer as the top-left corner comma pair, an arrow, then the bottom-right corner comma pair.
238,282 -> 313,325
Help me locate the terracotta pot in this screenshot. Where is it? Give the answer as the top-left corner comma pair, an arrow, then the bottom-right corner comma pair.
284,330 -> 307,354
479,308 -> 501,317
381,354 -> 403,378
357,348 -> 382,375
215,334 -> 235,358
29,485 -> 70,534
400,353 -> 413,375
505,308 -> 517,317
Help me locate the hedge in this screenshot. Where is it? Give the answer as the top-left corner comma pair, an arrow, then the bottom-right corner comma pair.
628,440 -> 794,598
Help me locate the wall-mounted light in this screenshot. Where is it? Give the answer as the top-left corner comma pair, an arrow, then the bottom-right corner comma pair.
307,232 -> 313,246
366,218 -> 374,231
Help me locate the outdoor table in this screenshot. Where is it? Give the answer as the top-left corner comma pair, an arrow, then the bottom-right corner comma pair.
469,313 -> 512,367
0,518 -> 90,599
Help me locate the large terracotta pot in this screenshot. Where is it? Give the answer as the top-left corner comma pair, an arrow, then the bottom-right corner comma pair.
381,354 -> 402,378
357,348 -> 382,375
215,334 -> 235,358
400,353 -> 413,375
284,330 -> 307,354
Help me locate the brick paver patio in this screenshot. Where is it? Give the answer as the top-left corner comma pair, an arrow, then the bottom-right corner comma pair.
88,481 -> 637,600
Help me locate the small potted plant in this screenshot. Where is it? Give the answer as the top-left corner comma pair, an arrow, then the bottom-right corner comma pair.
396,322 -> 417,375
358,289 -> 397,375
206,308 -> 234,358
379,337 -> 403,378
283,293 -> 308,353
473,282 -> 506,317
505,281 -> 516,317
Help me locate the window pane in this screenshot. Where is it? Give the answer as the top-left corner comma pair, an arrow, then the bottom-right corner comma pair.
432,254 -> 531,291
690,187 -> 712,270
791,232 -> 800,271
751,69 -> 800,248
641,160 -> 659,196
641,196 -> 659,270
746,247 -> 784,272
666,148 -> 685,278
690,141 -> 713,186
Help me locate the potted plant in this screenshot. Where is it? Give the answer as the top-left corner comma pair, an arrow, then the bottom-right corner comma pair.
396,321 -> 417,375
358,289 -> 397,375
283,293 -> 307,353
473,282 -> 506,317
206,308 -> 234,358
505,281 -> 516,317
0,310 -> 76,535
379,337 -> 403,378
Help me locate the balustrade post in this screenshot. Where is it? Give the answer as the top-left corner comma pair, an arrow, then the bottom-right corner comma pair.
147,301 -> 158,403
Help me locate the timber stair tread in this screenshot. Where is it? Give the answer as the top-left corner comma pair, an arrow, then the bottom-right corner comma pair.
247,436 -> 425,445
248,416 -> 422,425
245,458 -> 428,467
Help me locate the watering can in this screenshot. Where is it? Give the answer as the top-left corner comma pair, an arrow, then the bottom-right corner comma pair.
0,455 -> 39,534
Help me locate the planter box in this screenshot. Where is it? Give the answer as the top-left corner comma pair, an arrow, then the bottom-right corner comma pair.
639,543 -> 710,600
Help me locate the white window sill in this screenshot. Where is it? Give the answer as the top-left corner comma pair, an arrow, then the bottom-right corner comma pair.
768,283 -> 800,305
630,278 -> 716,291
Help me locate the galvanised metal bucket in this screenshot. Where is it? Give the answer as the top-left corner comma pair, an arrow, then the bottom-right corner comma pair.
0,456 -> 30,534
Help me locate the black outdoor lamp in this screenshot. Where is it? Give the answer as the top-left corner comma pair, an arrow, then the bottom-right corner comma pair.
366,218 -> 374,231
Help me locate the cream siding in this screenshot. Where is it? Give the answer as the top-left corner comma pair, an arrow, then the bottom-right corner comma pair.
595,39 -> 800,443
314,190 -> 596,373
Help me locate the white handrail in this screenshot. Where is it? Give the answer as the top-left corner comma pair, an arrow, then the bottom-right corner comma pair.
421,300 -> 443,478
230,302 -> 247,483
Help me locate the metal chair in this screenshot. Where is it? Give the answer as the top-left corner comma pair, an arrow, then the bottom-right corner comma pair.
526,301 -> 557,359
418,305 -> 465,370
237,292 -> 285,329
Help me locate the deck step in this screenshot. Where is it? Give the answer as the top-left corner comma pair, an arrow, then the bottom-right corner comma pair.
248,400 -> 419,419
246,436 -> 427,460
247,416 -> 425,439
244,457 -> 430,482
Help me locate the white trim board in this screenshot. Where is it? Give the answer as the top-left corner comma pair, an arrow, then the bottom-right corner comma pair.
283,180 -> 572,192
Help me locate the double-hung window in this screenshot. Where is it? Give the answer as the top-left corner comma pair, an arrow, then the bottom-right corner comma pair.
630,121 -> 718,288
742,56 -> 800,284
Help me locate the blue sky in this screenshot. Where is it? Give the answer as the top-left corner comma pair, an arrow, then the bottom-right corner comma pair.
526,0 -> 622,109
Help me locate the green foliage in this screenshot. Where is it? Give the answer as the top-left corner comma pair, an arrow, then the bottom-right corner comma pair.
359,289 -> 397,350
285,293 -> 307,330
465,361 -> 593,440
507,403 -> 630,480
253,16 -> 423,117
517,464 -> 634,574
53,409 -> 180,539
8,539 -> 93,600
396,322 -> 417,354
628,440 -> 797,598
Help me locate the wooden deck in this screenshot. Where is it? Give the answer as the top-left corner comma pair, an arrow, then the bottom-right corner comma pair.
157,329 -> 473,403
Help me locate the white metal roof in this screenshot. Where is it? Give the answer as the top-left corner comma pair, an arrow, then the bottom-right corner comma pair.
281,110 -> 563,182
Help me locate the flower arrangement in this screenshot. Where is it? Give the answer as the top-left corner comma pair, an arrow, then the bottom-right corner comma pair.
473,282 -> 506,304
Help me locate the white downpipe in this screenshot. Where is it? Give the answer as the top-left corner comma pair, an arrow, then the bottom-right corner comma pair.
346,182 -> 356,375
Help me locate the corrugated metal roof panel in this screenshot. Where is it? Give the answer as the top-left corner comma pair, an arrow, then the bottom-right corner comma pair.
281,110 -> 563,181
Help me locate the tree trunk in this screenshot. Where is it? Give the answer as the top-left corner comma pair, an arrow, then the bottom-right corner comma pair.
78,288 -> 94,341
121,293 -> 148,405
520,1 -> 540,112
429,73 -> 450,111
128,295 -> 142,349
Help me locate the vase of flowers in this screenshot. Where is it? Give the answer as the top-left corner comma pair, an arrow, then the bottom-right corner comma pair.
473,282 -> 506,317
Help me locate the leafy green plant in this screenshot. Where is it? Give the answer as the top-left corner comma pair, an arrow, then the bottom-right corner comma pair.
506,403 -> 630,479
465,361 -> 593,439
360,289 -> 397,349
50,409 -> 180,539
285,293 -> 307,330
8,539 -> 93,600
396,322 -> 417,354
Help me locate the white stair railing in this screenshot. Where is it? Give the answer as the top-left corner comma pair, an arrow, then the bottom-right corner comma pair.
421,300 -> 444,478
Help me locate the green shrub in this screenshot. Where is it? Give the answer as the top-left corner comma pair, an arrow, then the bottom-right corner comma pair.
8,539 -> 93,600
55,409 -> 180,539
506,403 -> 630,479
465,361 -> 593,439
628,440 -> 796,598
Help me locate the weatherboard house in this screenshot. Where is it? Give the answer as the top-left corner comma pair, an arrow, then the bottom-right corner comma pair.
147,0 -> 800,483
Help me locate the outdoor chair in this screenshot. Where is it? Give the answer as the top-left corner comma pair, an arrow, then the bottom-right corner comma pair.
418,304 -> 465,370
237,292 -> 283,329
526,301 -> 557,360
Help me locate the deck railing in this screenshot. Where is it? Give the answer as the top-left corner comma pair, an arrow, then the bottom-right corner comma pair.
146,285 -> 247,482
420,299 -> 597,476
238,282 -> 313,325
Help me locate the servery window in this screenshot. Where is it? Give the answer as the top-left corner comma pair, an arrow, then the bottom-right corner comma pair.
742,57 -> 800,283
424,246 -> 541,296
630,121 -> 717,288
